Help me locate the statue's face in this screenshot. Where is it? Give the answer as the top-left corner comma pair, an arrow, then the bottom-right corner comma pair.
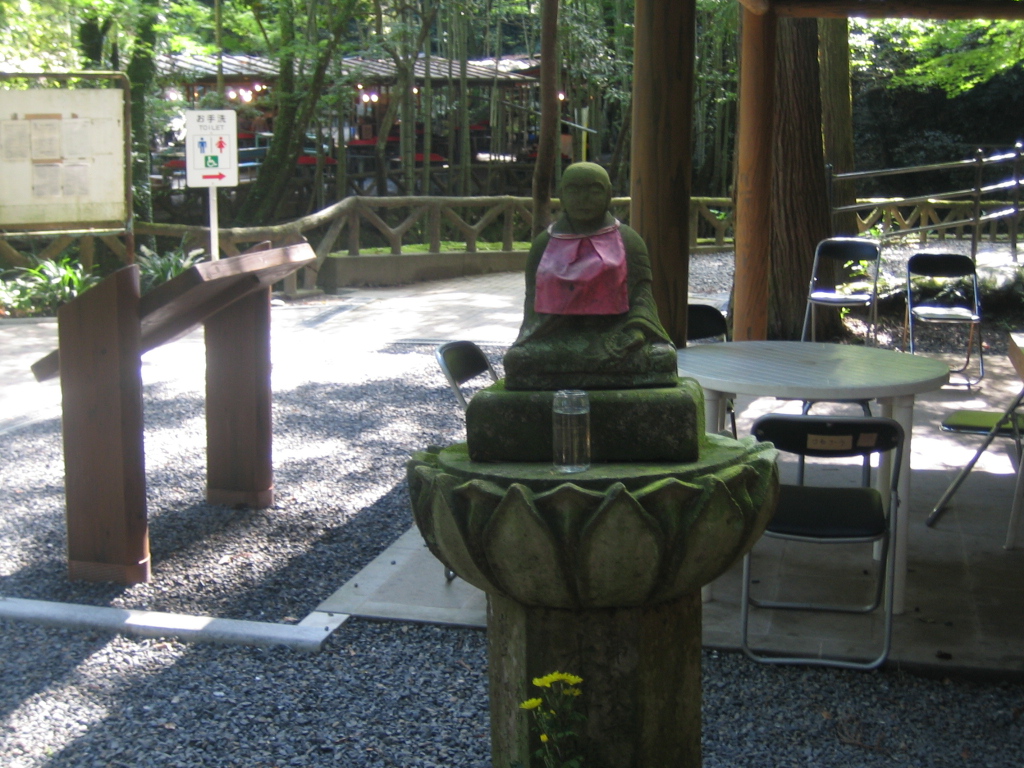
561,176 -> 611,229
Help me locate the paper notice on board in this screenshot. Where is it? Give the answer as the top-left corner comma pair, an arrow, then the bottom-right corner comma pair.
1,121 -> 31,161
31,120 -> 61,160
63,163 -> 90,196
92,119 -> 117,154
62,119 -> 92,159
32,163 -> 62,197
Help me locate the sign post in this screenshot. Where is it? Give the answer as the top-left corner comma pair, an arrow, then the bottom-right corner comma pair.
184,110 -> 238,260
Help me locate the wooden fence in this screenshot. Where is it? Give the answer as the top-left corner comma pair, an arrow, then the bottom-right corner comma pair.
3,194 -> 1021,294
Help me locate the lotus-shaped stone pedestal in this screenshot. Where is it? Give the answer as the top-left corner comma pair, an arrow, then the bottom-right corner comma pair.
408,432 -> 778,767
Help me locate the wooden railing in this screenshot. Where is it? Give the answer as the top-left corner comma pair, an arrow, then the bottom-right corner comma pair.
853,198 -> 1024,244
4,192 -> 1021,291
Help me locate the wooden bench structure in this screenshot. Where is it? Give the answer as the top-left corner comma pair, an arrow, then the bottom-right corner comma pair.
32,243 -> 316,584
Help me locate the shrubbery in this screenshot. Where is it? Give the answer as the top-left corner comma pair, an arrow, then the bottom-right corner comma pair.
0,247 -> 205,318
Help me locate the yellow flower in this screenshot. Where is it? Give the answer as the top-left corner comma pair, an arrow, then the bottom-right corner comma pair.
519,698 -> 543,710
540,734 -> 550,743
532,671 -> 584,688
566,687 -> 582,697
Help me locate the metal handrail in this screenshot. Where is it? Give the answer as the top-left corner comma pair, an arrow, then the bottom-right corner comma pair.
831,144 -> 1022,261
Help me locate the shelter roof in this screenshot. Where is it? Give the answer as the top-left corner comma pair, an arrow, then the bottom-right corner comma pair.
738,0 -> 1024,18
156,53 -> 538,86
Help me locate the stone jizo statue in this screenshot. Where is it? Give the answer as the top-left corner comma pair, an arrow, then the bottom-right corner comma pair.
503,162 -> 678,390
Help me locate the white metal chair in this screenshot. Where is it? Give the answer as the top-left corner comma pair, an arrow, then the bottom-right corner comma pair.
904,252 -> 984,386
801,237 -> 882,345
742,414 -> 904,670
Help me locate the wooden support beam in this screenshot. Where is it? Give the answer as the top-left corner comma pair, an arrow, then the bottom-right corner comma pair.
205,287 -> 274,509
0,238 -> 30,268
768,1 -> 1024,20
38,244 -> 313,584
732,7 -> 776,341
59,266 -> 150,584
37,235 -> 75,262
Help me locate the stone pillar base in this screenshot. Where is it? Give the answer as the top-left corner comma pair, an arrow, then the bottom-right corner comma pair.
489,590 -> 702,768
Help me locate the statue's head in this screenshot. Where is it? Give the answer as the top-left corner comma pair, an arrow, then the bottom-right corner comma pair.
560,162 -> 613,231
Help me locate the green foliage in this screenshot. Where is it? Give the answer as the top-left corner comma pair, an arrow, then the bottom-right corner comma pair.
135,245 -> 205,295
851,18 -> 1024,96
0,246 -> 205,318
517,672 -> 587,768
0,256 -> 100,318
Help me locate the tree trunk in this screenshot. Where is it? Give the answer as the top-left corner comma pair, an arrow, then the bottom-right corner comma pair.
630,0 -> 696,347
78,17 -> 112,69
422,31 -> 434,195
126,0 -> 159,228
458,11 -> 472,195
769,17 -> 834,340
240,3 -> 299,221
532,0 -> 560,236
819,17 -> 859,236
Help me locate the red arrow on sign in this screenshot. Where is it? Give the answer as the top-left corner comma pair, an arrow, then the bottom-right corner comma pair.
202,172 -> 226,180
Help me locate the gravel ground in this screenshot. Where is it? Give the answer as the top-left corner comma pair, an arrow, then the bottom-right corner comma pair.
2,247 -> 1023,767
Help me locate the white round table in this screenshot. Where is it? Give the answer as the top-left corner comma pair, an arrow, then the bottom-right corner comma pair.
677,341 -> 950,614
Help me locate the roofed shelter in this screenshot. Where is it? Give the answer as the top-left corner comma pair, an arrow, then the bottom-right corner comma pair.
629,0 -> 1024,344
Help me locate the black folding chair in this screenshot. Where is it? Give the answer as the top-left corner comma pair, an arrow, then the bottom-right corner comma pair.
742,414 -> 904,670
686,304 -> 737,438
434,341 -> 498,582
435,340 -> 498,411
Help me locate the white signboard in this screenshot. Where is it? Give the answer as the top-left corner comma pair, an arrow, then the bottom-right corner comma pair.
185,110 -> 238,188
0,89 -> 127,228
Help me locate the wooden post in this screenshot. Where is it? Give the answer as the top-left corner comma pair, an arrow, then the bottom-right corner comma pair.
205,287 -> 274,508
733,7 -> 776,341
59,266 -> 150,584
630,0 -> 696,347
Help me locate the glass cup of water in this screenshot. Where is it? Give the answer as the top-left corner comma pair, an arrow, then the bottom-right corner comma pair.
553,390 -> 590,473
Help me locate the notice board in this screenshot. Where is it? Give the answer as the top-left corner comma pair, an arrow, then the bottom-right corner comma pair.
0,88 -> 128,229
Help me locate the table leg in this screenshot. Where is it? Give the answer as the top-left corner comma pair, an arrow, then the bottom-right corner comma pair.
701,387 -> 733,604
702,389 -> 727,435
879,395 -> 914,615
1006,458 -> 1024,549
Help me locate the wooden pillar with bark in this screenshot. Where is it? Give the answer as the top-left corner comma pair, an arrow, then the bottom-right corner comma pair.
630,0 -> 697,346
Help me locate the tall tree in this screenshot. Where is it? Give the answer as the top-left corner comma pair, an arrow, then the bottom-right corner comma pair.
819,17 -> 858,236
532,0 -> 559,235
769,17 -> 833,340
127,0 -> 160,225
236,0 -> 360,224
367,1 -> 438,196
692,0 -> 737,197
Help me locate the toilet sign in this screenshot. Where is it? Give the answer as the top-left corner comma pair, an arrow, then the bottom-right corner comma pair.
184,109 -> 238,259
184,109 -> 238,187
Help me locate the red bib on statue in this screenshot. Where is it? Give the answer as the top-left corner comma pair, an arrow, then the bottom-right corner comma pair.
534,223 -> 629,315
